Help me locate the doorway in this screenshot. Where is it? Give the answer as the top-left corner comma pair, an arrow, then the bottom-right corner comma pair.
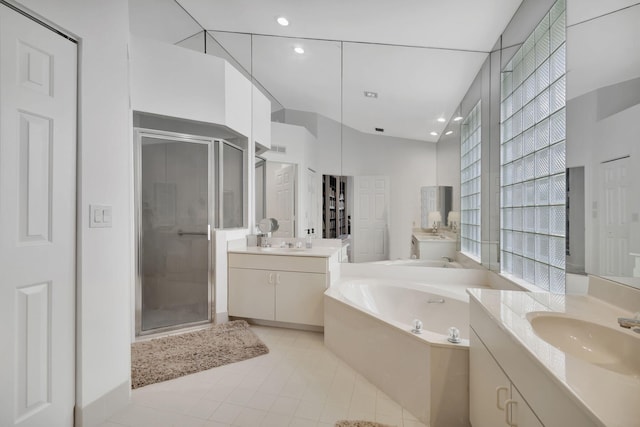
135,129 -> 214,334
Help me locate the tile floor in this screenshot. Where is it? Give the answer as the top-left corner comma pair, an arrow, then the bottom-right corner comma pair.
102,325 -> 428,427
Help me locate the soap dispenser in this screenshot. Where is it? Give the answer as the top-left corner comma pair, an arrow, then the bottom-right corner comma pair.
305,229 -> 313,249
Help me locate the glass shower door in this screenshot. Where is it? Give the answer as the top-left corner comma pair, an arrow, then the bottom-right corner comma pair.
137,130 -> 212,332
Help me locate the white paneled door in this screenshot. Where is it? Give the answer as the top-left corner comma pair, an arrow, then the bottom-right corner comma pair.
600,157 -> 631,276
0,5 -> 77,426
352,176 -> 390,262
270,163 -> 295,237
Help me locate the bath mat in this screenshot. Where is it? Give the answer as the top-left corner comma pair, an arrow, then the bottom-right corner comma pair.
335,421 -> 396,427
131,320 -> 268,389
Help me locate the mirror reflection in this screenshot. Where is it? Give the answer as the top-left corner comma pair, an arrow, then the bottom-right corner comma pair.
566,3 -> 640,289
131,1 -> 640,289
264,161 -> 296,238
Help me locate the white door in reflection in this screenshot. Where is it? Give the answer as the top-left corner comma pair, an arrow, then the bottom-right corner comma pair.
600,156 -> 631,276
352,176 -> 390,262
138,131 -> 211,332
267,162 -> 296,237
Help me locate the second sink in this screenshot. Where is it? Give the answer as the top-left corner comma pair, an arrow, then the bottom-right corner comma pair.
526,311 -> 640,377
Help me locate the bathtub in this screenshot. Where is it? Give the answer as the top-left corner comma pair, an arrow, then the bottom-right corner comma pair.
367,258 -> 461,268
324,278 -> 475,427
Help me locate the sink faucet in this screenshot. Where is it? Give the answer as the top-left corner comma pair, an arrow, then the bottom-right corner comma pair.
618,312 -> 640,331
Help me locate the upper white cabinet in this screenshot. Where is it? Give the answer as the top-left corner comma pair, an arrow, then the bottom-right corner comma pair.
130,36 -> 259,139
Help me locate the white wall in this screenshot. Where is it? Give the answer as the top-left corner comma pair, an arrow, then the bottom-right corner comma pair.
436,131 -> 461,213
13,0 -> 133,423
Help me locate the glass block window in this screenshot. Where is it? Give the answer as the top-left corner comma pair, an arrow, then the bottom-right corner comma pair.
500,0 -> 566,292
461,101 -> 481,260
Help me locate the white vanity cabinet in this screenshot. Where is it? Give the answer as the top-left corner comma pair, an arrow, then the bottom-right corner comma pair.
411,233 -> 456,260
470,329 -> 542,427
228,253 -> 330,326
469,294 -> 601,427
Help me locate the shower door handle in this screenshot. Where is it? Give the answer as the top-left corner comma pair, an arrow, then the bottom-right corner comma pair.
177,230 -> 208,237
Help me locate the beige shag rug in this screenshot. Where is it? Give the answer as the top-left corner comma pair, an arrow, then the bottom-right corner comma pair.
131,320 -> 269,389
335,422 -> 395,427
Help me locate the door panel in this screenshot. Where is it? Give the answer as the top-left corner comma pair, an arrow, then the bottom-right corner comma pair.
139,134 -> 211,332
352,176 -> 390,262
228,268 -> 275,320
600,158 -> 631,275
469,329 -> 510,427
1,5 -> 77,426
275,271 -> 326,326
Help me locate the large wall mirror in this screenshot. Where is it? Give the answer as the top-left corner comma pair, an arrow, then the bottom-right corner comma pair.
565,2 -> 640,289
129,0 -> 640,290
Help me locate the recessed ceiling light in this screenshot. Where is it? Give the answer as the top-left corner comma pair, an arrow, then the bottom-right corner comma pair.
445,130 -> 453,135
276,17 -> 289,26
437,117 -> 446,123
453,116 -> 463,121
364,91 -> 378,98
430,131 -> 438,136
294,46 -> 304,54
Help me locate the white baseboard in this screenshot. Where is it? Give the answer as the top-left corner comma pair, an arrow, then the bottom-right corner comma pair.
74,380 -> 130,427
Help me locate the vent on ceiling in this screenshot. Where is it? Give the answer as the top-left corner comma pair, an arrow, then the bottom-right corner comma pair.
270,145 -> 287,153
375,128 -> 384,133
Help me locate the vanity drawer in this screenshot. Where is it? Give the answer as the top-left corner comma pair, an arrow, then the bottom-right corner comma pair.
228,253 -> 327,273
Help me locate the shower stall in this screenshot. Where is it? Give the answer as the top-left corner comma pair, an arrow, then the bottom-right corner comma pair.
134,129 -> 214,335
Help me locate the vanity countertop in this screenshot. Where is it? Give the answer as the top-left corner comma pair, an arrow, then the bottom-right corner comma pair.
228,245 -> 342,258
412,231 -> 456,242
467,288 -> 639,427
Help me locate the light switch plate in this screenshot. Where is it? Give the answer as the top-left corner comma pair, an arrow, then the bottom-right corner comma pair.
90,205 -> 112,228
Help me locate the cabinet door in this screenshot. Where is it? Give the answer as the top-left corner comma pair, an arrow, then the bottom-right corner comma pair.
228,268 -> 275,320
507,387 -> 543,427
275,271 -> 326,326
470,328 -> 511,427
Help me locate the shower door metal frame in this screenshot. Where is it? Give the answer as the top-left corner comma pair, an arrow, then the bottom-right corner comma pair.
134,128 -> 216,336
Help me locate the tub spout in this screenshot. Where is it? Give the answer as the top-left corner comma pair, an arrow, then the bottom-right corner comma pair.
427,298 -> 445,304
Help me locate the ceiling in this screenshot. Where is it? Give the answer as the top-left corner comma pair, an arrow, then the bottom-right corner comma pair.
130,0 -> 525,142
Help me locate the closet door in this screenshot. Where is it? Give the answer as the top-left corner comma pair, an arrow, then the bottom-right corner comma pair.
0,5 -> 77,426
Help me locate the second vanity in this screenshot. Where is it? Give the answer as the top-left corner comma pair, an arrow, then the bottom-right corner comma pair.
227,245 -> 342,327
411,229 -> 456,260
468,288 -> 640,427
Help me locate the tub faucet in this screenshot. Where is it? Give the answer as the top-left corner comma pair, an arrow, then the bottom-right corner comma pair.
618,312 -> 640,332
441,256 -> 453,263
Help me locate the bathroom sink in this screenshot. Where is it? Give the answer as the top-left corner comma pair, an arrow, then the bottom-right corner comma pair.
526,312 -> 640,376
